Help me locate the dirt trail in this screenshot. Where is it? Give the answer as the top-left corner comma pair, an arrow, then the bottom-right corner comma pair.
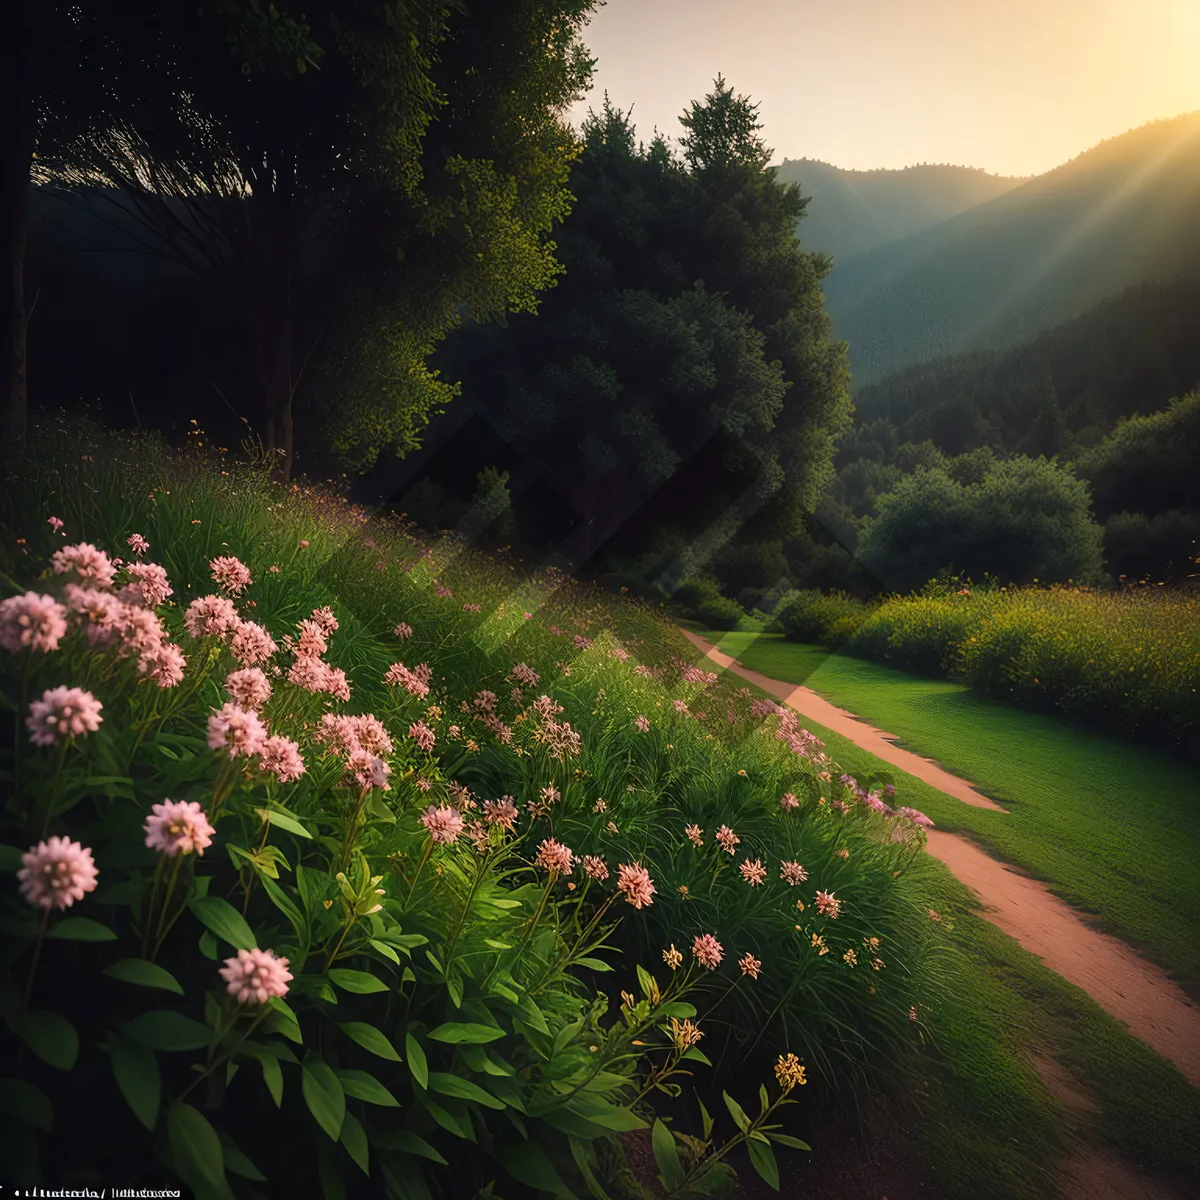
683,629 -> 1200,1089
681,629 -> 1005,811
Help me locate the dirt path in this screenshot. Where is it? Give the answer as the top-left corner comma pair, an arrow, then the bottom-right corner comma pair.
683,629 -> 1200,1089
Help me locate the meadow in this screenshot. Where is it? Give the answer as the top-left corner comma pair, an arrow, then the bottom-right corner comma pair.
0,425 -> 948,1199
771,584 -> 1200,753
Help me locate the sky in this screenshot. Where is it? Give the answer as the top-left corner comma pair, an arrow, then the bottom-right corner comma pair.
568,0 -> 1200,177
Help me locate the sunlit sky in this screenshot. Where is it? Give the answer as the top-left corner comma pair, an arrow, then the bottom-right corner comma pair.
569,0 -> 1200,177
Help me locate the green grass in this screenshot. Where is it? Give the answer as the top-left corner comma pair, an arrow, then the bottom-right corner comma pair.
699,630 -> 1200,995
687,654 -> 1200,1196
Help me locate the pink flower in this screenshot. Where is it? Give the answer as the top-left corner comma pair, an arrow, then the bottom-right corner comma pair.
295,619 -> 328,658
226,667 -> 272,709
206,702 -> 267,759
535,838 -> 575,875
63,584 -> 124,646
573,635 -> 592,650
510,663 -> 539,686
48,516 -> 64,533
322,667 -> 351,703
416,776 -> 433,792
348,750 -> 390,791
692,933 -> 724,970
393,622 -> 413,640
473,689 -> 497,713
348,714 -> 393,756
634,715 -> 650,732
524,612 -> 532,620
384,661 -> 430,698
483,798 -> 519,830
210,555 -> 252,595
0,592 -> 68,653
815,890 -> 841,920
421,804 -> 464,844
715,825 -> 740,855
18,837 -> 99,910
258,736 -> 306,783
287,654 -> 329,693
51,542 -> 116,588
119,562 -> 173,608
617,862 -> 656,909
779,792 -> 800,811
231,621 -> 278,667
26,686 -> 103,745
738,952 -> 762,980
120,605 -> 166,660
127,533 -> 149,556
780,861 -> 808,886
434,584 -> 453,599
143,642 -> 187,688
685,824 -> 704,847
185,595 -> 239,640
408,721 -> 436,752
298,540 -> 310,549
674,699 -> 689,715
219,948 -> 292,1006
310,606 -> 338,637
739,858 -> 767,887
144,800 -> 215,857
897,806 -> 934,829
582,855 -> 609,881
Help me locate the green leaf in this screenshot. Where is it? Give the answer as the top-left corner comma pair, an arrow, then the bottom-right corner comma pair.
258,807 -> 313,839
419,1093 -> 475,1141
747,1137 -> 780,1190
260,1053 -> 283,1107
498,1139 -> 570,1196
190,895 -> 256,950
198,929 -> 218,960
636,965 -> 656,1001
0,845 -> 24,873
573,956 -> 612,971
428,1071 -> 505,1109
370,1129 -> 446,1165
651,1119 -> 684,1191
20,1010 -> 78,1071
265,995 -> 303,1043
759,1083 -> 770,1116
338,1068 -> 399,1107
327,968 -> 388,994
122,1010 -> 212,1052
219,1130 -> 268,1182
110,1036 -> 161,1131
339,1020 -> 401,1061
683,1046 -> 712,1065
427,1021 -> 504,1044
659,1001 -> 696,1019
723,1091 -> 751,1133
570,1094 -> 648,1131
766,1132 -> 811,1151
369,938 -> 401,965
569,1137 -> 613,1200
46,916 -> 116,941
103,958 -> 184,994
699,1095 -> 714,1141
302,1055 -> 346,1140
168,1102 -> 225,1190
0,1077 -> 52,1131
340,1109 -> 369,1174
260,874 -> 307,947
489,898 -> 522,909
406,1032 -> 428,1089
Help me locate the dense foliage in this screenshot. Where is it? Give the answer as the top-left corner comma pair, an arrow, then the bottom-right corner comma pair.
0,428 -> 942,1196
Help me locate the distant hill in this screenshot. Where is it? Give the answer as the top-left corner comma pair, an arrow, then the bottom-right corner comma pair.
773,158 -> 1022,261
822,112 -> 1200,385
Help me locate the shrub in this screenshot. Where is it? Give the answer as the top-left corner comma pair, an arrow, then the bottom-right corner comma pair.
0,426 -> 938,1195
846,597 -> 976,676
775,590 -> 875,647
1103,510 -> 1200,581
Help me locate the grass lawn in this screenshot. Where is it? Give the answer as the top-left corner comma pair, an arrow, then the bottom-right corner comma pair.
685,644 -> 1200,1196
696,630 -> 1200,996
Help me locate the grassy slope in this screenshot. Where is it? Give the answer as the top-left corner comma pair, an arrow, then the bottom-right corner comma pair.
686,634 -> 1200,1196
699,631 -> 1200,993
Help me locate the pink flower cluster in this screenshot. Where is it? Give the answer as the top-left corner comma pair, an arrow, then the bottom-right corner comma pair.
210,555 -> 253,595
51,542 -> 117,589
510,662 -> 539,686
18,837 -> 99,910
535,838 -> 575,875
617,862 -> 656,909
421,805 -> 464,844
144,800 -> 215,857
219,948 -> 292,1006
384,660 -> 431,698
27,686 -> 103,745
207,702 -> 267,759
0,592 -> 68,654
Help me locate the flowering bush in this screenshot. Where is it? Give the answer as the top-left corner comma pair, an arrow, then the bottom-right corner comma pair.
0,429 -> 941,1195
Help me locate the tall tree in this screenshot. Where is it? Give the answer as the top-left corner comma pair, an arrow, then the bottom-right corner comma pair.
30,0 -> 596,478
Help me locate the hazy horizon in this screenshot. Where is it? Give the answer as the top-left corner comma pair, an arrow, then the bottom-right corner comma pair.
569,0 -> 1200,177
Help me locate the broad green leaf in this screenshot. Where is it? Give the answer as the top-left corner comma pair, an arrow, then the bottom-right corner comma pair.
569,1137 -> 613,1200
747,1137 -> 780,1190
699,1095 -> 714,1140
338,1068 -> 399,1107
197,929 -> 218,960
122,1011 -> 211,1052
46,916 -> 116,941
339,1021 -> 401,1061
370,1129 -> 446,1165
427,1021 -> 504,1045
659,1001 -> 696,1019
327,968 -> 388,994
574,957 -> 613,971
110,1036 -> 161,1130
339,1109 -> 369,1174
498,1139 -> 569,1196
260,1053 -> 283,1107
571,1093 -> 648,1131
260,874 -> 307,947
636,965 -> 656,1001
190,895 -> 256,950
766,1132 -> 811,1151
103,958 -> 183,994
419,1093 -> 475,1141
489,898 -> 522,910
168,1102 -> 224,1190
266,995 -> 303,1043
683,1046 -> 712,1065
258,807 -> 313,839
428,1071 -> 505,1109
20,1010 -> 78,1071
484,938 -> 512,950
369,938 -> 401,965
651,1119 -> 684,1191
759,1082 -> 769,1116
0,1077 -> 52,1131
406,1032 -> 428,1089
302,1055 -> 346,1140
723,1091 -> 751,1133
379,1155 -> 433,1200
219,1130 -> 267,1182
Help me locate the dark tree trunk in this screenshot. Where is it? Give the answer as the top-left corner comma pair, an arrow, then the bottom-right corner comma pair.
1,0 -> 35,460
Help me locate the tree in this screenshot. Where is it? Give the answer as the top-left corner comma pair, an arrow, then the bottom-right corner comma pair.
30,0 -> 597,478
857,455 -> 1103,591
439,86 -> 851,577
